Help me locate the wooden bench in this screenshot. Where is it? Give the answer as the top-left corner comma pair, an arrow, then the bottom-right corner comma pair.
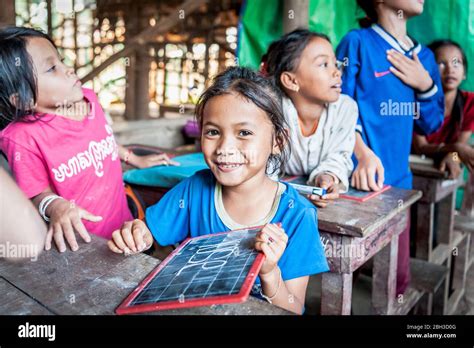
410,258 -> 449,315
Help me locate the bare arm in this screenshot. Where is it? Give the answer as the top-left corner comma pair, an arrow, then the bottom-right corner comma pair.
0,169 -> 46,261
413,131 -> 474,173
117,145 -> 178,168
260,268 -> 308,314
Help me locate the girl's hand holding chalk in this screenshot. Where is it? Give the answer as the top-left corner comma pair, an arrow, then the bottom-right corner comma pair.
255,224 -> 288,276
108,219 -> 154,255
309,173 -> 340,208
45,198 -> 102,253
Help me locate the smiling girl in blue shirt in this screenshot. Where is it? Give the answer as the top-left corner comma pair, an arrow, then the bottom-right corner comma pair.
107,67 -> 329,314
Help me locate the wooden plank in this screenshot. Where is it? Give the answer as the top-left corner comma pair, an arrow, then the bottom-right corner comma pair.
0,235 -> 289,315
344,211 -> 408,273
319,232 -> 343,273
437,193 -> 455,245
431,243 -> 450,265
445,289 -> 465,315
318,187 -> 421,238
454,214 -> 474,234
0,277 -> 53,315
410,163 -> 448,179
409,259 -> 448,293
447,288 -> 465,315
0,0 -> 15,27
451,232 -> 469,291
412,175 -> 463,204
392,287 -> 424,315
283,0 -> 309,33
320,272 -> 352,315
372,235 -> 398,315
414,202 -> 434,260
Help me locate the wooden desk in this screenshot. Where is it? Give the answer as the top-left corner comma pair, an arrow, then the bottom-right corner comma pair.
123,144 -> 197,207
0,235 -> 290,315
411,160 -> 465,314
318,187 -> 422,315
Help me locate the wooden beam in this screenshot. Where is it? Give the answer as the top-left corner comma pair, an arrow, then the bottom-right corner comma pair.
81,0 -> 208,83
0,0 -> 15,28
283,0 -> 309,34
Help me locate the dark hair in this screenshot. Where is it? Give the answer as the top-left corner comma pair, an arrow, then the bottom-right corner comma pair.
0,26 -> 57,130
264,29 -> 331,93
428,39 -> 468,143
357,0 -> 378,28
195,66 -> 291,176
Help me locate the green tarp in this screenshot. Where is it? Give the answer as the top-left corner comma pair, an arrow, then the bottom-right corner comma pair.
238,0 -> 474,91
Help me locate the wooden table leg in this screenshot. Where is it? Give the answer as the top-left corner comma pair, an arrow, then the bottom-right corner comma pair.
372,234 -> 399,315
437,192 -> 455,246
415,202 -> 434,260
321,272 -> 353,315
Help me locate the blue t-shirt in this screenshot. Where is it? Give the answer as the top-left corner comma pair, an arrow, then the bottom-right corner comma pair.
145,169 -> 329,283
336,24 -> 444,189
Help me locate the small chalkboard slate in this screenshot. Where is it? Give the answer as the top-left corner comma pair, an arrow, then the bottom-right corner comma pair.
340,185 -> 391,202
116,227 -> 265,314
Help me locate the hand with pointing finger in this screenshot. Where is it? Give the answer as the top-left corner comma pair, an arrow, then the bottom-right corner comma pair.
45,198 -> 102,252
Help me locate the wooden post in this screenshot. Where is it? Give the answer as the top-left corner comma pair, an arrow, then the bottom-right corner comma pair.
0,0 -> 15,28
415,202 -> 434,260
321,272 -> 353,315
283,0 -> 309,33
372,235 -> 398,315
134,44 -> 151,119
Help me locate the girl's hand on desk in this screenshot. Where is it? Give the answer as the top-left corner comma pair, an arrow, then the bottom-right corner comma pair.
453,143 -> 474,172
439,152 -> 462,179
132,153 -> 180,169
255,224 -> 288,276
309,173 -> 340,208
352,147 -> 384,191
45,199 -> 102,252
108,219 -> 154,255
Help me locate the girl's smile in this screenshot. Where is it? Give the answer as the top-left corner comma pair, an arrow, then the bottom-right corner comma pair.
201,93 -> 278,188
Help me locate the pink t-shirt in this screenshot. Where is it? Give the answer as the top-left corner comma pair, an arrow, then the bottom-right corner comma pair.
0,88 -> 133,238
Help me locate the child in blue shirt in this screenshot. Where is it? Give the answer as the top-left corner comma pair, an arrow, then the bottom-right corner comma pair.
336,0 -> 444,295
108,67 -> 329,314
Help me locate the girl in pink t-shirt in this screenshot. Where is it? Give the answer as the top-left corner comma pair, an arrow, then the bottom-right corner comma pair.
0,27 -> 177,252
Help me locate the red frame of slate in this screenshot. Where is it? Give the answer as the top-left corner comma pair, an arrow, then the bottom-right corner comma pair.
340,185 -> 392,202
115,227 -> 265,315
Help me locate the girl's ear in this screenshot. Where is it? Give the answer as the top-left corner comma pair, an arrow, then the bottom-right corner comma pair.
272,127 -> 290,155
9,93 -> 19,107
9,93 -> 36,111
280,72 -> 299,92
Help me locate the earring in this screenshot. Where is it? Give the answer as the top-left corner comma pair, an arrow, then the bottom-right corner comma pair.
294,86 -> 299,92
